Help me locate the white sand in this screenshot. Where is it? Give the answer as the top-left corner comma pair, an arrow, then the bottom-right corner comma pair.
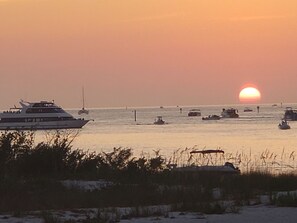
208,205 -> 297,223
121,205 -> 297,223
1,205 -> 297,223
0,215 -> 42,223
120,212 -> 206,223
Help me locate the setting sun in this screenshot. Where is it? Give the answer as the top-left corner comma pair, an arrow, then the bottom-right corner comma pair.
239,87 -> 261,102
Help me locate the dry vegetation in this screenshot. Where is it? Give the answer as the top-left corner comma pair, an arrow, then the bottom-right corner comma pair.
167,147 -> 297,174
0,130 -> 297,215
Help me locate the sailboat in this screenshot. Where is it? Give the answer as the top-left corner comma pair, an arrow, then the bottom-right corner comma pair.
78,87 -> 89,115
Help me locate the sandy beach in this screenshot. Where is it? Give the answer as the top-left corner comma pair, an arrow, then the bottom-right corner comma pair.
121,205 -> 297,223
1,205 -> 297,223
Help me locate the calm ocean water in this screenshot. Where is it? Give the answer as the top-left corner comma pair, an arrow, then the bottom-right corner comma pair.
59,103 -> 297,158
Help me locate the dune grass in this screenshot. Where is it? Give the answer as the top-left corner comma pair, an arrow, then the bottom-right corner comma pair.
0,131 -> 297,213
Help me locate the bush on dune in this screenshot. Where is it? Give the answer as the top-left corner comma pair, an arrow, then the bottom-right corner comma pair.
0,131 -> 167,179
0,131 -> 34,176
0,131 -> 99,177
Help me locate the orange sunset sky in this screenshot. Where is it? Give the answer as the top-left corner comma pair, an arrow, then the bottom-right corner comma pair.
0,0 -> 297,108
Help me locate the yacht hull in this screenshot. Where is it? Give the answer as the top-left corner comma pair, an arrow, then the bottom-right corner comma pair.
0,119 -> 89,130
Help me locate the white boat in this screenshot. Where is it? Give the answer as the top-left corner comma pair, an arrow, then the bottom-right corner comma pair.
0,100 -> 89,130
154,116 -> 165,125
284,107 -> 297,121
172,162 -> 240,173
78,87 -> 89,115
221,108 -> 239,118
278,119 -> 290,130
171,150 -> 240,174
188,109 -> 201,117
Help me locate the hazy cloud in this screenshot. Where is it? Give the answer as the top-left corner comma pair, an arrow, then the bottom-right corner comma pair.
227,15 -> 295,22
121,12 -> 187,23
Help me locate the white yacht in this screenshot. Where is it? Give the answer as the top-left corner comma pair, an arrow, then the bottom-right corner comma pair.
0,100 -> 89,130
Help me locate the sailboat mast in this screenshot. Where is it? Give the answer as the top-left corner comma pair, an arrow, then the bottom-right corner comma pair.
82,87 -> 85,109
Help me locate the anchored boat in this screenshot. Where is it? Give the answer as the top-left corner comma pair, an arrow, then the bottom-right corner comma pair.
78,87 -> 89,115
154,116 -> 165,125
202,115 -> 221,120
284,107 -> 297,121
188,109 -> 201,117
221,108 -> 239,118
0,100 -> 89,130
278,119 -> 290,130
171,149 -> 240,174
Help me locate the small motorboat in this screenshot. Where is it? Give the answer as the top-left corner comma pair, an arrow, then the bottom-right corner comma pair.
188,109 -> 201,117
171,149 -> 240,174
278,119 -> 290,130
284,107 -> 297,121
221,108 -> 239,118
154,116 -> 165,125
202,115 -> 221,120
244,107 -> 253,112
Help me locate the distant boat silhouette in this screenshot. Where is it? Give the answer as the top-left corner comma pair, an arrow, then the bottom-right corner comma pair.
78,87 -> 89,115
188,109 -> 201,117
243,107 -> 253,112
278,119 -> 290,130
154,116 -> 165,125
